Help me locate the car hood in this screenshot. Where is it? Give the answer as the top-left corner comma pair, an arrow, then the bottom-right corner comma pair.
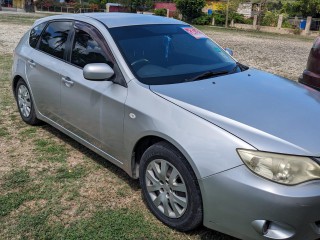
150,69 -> 320,156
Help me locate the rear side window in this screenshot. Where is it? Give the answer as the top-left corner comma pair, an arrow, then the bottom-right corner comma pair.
29,22 -> 46,48
38,21 -> 72,60
71,29 -> 109,68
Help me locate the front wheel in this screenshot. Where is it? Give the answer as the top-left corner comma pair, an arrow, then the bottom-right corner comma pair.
139,141 -> 202,231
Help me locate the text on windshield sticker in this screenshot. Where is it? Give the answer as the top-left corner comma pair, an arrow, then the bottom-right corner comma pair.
182,27 -> 207,39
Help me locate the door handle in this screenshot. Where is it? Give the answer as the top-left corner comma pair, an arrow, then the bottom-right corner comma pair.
62,76 -> 74,87
27,59 -> 36,67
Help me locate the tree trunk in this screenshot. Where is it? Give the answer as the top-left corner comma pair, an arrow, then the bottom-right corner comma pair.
257,0 -> 268,27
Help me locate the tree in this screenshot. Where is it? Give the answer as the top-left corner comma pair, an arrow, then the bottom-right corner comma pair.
174,0 -> 206,22
254,0 -> 269,27
118,0 -> 153,12
224,0 -> 246,27
282,0 -> 320,17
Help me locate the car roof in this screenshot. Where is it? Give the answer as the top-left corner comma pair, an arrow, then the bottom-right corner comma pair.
33,13 -> 186,28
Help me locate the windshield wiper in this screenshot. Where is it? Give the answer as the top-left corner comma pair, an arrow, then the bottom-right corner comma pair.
185,62 -> 249,83
185,70 -> 229,82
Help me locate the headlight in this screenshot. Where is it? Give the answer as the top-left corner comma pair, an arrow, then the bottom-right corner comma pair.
237,149 -> 320,185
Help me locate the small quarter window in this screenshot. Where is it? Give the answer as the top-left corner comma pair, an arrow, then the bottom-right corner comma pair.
29,22 -> 46,48
39,21 -> 72,60
71,29 -> 110,68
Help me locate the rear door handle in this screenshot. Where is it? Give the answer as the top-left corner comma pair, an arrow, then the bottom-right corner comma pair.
62,76 -> 74,87
27,59 -> 36,67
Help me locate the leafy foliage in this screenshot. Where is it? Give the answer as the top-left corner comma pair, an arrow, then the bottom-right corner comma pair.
174,0 -> 206,22
192,14 -> 212,25
261,11 -> 279,27
154,8 -> 167,16
281,0 -> 320,17
117,0 -> 154,12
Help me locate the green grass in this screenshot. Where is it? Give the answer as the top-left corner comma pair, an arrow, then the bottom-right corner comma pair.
0,191 -> 32,217
0,13 -> 54,25
34,139 -> 68,162
2,169 -> 30,190
15,208 -> 168,240
54,165 -> 87,181
20,127 -> 37,137
0,126 -> 9,137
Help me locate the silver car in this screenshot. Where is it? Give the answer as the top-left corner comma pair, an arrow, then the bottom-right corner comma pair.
12,13 -> 320,240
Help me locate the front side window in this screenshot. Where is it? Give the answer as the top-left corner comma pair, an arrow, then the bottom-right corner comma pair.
29,22 -> 46,48
109,24 -> 239,85
38,21 -> 72,60
71,29 -> 109,68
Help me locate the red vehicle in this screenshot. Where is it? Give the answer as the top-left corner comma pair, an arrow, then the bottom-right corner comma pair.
299,37 -> 320,90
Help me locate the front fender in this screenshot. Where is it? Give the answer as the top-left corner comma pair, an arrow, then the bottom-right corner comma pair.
123,80 -> 255,179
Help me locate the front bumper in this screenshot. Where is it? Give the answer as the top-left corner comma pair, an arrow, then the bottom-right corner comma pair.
199,165 -> 320,240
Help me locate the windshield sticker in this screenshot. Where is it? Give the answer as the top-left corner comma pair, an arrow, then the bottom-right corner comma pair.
182,27 -> 207,39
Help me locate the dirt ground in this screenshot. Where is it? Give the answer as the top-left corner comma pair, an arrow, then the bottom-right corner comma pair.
203,27 -> 313,80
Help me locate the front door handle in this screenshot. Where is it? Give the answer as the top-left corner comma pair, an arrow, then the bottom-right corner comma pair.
27,59 -> 36,67
62,76 -> 74,87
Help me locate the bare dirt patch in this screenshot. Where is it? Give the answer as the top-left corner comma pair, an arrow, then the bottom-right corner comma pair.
0,23 -> 31,55
202,27 -> 313,80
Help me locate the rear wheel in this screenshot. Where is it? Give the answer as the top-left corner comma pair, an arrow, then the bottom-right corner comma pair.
15,79 -> 41,125
139,141 -> 202,231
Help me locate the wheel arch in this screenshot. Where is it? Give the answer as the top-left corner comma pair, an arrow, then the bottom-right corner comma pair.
12,75 -> 24,98
131,134 -> 201,180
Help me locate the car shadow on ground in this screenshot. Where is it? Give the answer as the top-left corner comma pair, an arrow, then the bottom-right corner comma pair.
40,123 -> 239,240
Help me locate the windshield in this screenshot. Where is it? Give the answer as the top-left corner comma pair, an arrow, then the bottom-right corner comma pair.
109,24 -> 238,85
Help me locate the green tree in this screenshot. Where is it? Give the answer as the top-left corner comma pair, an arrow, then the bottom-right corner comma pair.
282,0 -> 320,17
118,0 -> 153,12
174,0 -> 206,22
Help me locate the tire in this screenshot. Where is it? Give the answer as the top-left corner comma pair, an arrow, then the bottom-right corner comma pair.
139,141 -> 203,231
15,79 -> 41,125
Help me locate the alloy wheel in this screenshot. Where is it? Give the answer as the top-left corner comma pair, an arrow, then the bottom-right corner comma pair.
145,159 -> 188,218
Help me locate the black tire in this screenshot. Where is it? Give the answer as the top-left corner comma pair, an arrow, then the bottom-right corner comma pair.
15,79 -> 41,125
139,141 -> 203,231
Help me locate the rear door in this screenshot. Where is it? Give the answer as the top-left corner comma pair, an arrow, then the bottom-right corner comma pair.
26,21 -> 73,122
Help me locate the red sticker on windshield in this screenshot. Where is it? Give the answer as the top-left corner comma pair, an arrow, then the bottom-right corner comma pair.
182,27 -> 207,39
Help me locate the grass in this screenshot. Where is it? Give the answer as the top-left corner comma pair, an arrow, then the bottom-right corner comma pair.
0,13 -> 241,240
0,51 -> 235,239
15,208 -> 168,240
34,139 -> 68,162
0,13 -> 55,25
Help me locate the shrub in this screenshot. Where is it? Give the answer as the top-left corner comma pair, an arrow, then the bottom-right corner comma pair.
231,13 -> 246,24
282,20 -> 292,28
212,11 -> 225,25
192,14 -> 212,25
244,17 -> 254,25
174,0 -> 206,22
292,27 -> 302,35
154,8 -> 167,16
261,11 -> 278,27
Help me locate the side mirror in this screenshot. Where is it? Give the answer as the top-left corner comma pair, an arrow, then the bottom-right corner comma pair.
83,63 -> 114,81
225,48 -> 234,56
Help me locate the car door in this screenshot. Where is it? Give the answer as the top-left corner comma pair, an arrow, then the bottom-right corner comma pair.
26,21 -> 73,123
60,21 -> 128,161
